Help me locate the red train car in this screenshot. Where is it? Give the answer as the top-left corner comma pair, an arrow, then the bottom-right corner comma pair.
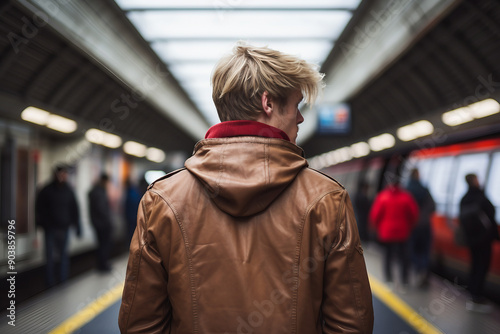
406,138 -> 500,278
321,137 -> 500,285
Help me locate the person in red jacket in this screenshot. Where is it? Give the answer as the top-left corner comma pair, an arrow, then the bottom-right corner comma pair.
370,177 -> 419,288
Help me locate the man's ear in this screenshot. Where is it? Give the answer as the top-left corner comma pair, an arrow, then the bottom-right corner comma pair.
261,91 -> 274,117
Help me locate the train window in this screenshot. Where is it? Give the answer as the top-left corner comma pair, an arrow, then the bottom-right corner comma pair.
417,159 -> 434,188
426,156 -> 454,215
448,153 -> 490,218
485,152 -> 500,224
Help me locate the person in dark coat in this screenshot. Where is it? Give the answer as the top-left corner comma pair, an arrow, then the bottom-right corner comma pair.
459,173 -> 499,311
124,178 -> 141,244
406,168 -> 435,288
353,181 -> 371,244
88,173 -> 113,272
36,165 -> 81,287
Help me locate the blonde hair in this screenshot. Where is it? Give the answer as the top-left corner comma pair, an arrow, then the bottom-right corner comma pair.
211,42 -> 325,122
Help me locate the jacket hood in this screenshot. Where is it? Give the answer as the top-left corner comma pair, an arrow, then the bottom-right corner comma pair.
185,136 -> 307,217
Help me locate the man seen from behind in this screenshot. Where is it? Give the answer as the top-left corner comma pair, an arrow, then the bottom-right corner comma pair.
119,42 -> 374,333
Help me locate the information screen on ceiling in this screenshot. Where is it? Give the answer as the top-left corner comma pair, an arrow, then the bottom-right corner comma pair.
317,103 -> 351,135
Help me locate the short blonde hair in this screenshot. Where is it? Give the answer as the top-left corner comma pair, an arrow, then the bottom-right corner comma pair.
211,42 -> 325,122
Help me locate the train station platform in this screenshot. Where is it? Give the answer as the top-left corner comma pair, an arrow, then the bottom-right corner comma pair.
2,245 -> 500,334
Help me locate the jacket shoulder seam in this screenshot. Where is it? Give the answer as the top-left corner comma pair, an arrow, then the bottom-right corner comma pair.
147,168 -> 187,190
306,168 -> 345,189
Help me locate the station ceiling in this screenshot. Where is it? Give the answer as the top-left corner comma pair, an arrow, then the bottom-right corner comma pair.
303,0 -> 500,158
1,0 -> 500,160
114,0 -> 362,125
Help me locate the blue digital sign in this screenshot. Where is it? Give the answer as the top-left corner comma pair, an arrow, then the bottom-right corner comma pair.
317,103 -> 351,135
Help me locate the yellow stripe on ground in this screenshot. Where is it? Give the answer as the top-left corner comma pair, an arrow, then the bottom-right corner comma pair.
48,276 -> 441,334
369,274 -> 444,334
48,281 -> 124,334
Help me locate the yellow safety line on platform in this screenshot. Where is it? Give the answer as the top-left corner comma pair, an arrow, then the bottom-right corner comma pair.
48,276 -> 442,334
369,275 -> 444,334
48,281 -> 124,334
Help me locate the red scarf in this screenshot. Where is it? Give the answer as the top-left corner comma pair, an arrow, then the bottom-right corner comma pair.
205,120 -> 290,141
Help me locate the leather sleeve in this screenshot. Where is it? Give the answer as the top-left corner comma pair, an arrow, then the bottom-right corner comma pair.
322,190 -> 374,334
118,190 -> 171,334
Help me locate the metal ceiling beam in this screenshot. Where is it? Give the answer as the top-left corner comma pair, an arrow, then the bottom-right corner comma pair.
16,0 -> 210,141
24,47 -> 71,97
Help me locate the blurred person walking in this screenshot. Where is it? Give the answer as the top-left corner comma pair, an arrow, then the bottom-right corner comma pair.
459,173 -> 499,312
88,173 -> 113,272
354,181 -> 371,244
370,176 -> 419,289
406,168 -> 435,288
119,42 -> 373,334
35,165 -> 81,287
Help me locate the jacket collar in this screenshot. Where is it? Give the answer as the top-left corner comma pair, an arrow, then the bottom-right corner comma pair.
205,120 -> 290,141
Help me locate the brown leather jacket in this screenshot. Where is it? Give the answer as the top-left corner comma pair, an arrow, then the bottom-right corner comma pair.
119,137 -> 373,333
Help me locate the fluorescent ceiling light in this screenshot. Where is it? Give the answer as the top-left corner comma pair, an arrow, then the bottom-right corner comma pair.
168,63 -> 215,80
144,170 -> 166,184
335,147 -> 353,163
153,40 -> 333,64
315,146 -> 353,169
117,0 -> 361,10
21,106 -> 50,125
324,151 -> 338,167
127,11 -> 351,39
470,98 -> 500,118
85,129 -> 122,148
124,141 -> 147,157
46,114 -> 77,133
442,107 -> 473,126
146,147 -> 166,163
21,107 -> 77,133
350,141 -> 370,158
396,120 -> 434,142
312,154 -> 328,170
442,99 -> 500,126
368,133 -> 395,152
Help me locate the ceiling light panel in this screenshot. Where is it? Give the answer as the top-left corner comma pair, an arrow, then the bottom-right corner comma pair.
127,11 -> 352,40
85,129 -> 122,148
153,40 -> 334,64
46,114 -> 78,133
117,0 -> 360,10
146,147 -> 166,163
397,120 -> 434,142
124,141 -> 147,157
168,63 -> 215,81
21,106 -> 50,125
350,141 -> 370,158
368,133 -> 395,152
